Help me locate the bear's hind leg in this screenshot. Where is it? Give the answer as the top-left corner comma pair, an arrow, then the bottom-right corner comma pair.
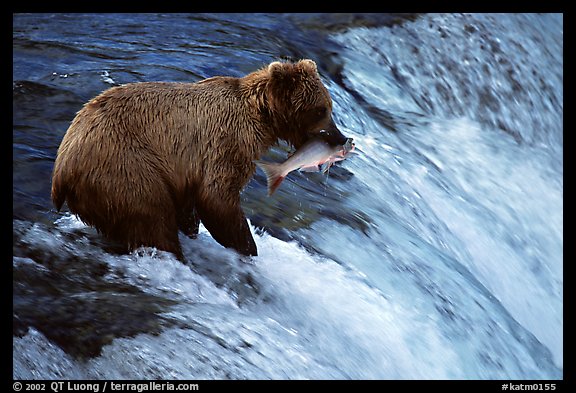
105,210 -> 185,261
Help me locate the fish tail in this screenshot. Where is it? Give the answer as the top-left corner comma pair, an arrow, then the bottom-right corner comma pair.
254,160 -> 286,196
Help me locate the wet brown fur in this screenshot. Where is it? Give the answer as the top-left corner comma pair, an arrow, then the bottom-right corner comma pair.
51,59 -> 339,260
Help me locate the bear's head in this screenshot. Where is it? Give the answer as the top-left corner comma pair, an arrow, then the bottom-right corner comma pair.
264,59 -> 349,149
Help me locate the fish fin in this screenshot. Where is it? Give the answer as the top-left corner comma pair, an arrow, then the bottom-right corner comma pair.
254,160 -> 286,196
299,165 -> 320,172
321,162 -> 333,174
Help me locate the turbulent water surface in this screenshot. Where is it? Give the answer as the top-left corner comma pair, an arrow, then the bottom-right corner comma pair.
13,13 -> 563,379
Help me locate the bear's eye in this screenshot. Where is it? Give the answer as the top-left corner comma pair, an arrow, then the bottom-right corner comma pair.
315,107 -> 327,119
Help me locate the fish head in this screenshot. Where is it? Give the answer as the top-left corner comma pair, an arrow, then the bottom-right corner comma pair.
343,138 -> 355,153
331,138 -> 355,160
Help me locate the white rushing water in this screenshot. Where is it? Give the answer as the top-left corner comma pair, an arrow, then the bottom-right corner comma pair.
329,12 -> 563,372
14,13 -> 562,380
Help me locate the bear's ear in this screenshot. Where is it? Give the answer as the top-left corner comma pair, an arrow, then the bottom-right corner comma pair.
268,61 -> 285,77
266,61 -> 295,113
298,59 -> 318,75
267,61 -> 295,82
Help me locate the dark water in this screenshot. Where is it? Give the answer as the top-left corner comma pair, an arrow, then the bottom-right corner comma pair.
13,13 -> 562,379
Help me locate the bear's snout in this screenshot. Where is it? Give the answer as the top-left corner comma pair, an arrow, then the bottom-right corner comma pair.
314,119 -> 350,146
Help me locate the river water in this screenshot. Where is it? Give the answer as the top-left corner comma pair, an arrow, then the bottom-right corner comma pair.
13,13 -> 563,379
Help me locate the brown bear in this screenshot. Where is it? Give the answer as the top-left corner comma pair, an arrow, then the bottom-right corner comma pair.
51,59 -> 349,260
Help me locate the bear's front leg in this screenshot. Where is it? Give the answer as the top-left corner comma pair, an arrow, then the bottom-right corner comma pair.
196,196 -> 257,257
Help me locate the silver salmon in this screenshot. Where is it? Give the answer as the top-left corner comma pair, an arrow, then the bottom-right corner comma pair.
255,138 -> 354,196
